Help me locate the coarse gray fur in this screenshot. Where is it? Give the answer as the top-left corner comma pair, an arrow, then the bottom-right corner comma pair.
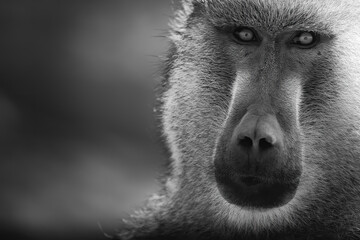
117,0 -> 360,239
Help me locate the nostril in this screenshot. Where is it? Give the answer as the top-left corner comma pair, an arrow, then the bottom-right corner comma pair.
259,138 -> 273,150
238,136 -> 253,148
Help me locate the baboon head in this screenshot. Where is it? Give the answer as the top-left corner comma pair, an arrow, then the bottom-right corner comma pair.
160,0 -> 360,235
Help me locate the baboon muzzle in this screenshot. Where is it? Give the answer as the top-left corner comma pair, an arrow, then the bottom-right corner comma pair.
214,109 -> 302,209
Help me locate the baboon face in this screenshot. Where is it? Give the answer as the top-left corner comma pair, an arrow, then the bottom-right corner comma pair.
162,0 -> 360,231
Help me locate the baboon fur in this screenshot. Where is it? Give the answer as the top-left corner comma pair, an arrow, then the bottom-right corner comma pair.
117,0 -> 360,239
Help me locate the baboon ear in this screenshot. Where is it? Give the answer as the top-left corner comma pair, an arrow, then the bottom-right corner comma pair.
180,0 -> 196,10
181,0 -> 207,9
180,0 -> 206,16
181,0 -> 196,5
169,0 -> 206,37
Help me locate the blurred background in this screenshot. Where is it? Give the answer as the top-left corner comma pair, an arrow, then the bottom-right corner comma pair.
0,0 -> 175,239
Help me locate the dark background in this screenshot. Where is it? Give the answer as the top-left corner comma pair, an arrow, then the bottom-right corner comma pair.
0,0 -> 175,239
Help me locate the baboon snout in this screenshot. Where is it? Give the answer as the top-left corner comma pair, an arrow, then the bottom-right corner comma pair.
214,109 -> 302,209
235,112 -> 284,160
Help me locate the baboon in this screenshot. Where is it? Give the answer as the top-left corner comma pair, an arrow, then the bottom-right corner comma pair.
117,0 -> 360,239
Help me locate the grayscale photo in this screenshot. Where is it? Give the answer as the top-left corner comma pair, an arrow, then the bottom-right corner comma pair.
1,1 -> 360,240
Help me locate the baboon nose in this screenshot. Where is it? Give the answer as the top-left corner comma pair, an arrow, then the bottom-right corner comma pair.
236,113 -> 283,155
214,111 -> 302,209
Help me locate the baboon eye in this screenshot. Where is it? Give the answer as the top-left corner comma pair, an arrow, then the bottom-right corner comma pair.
233,27 -> 258,44
292,31 -> 318,48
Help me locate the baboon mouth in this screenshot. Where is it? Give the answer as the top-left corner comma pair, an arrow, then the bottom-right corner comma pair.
239,176 -> 263,186
215,172 -> 299,209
